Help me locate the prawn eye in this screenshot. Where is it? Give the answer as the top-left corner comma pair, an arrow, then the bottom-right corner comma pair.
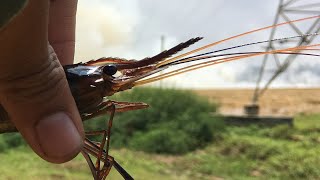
103,64 -> 117,76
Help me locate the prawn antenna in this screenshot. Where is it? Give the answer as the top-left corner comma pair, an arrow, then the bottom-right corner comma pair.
170,32 -> 320,65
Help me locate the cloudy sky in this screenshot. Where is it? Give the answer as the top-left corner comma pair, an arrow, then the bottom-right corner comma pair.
74,0 -> 320,89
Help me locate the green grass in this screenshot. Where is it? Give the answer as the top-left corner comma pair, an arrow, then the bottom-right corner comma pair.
1,113 -> 320,179
0,147 -> 194,180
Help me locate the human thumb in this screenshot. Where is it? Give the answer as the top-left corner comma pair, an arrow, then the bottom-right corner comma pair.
0,0 -> 84,163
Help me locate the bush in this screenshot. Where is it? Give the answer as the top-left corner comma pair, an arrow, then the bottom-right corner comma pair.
3,133 -> 26,147
0,132 -> 26,151
219,135 -> 283,160
0,135 -> 7,152
130,129 -> 191,154
84,87 -> 223,154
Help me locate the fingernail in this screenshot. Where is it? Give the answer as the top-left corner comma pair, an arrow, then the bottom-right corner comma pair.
36,112 -> 82,160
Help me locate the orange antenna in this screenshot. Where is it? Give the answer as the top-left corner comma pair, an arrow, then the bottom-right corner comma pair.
157,15 -> 320,67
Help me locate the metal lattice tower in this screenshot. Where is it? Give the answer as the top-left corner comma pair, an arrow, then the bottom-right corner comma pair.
251,0 -> 320,106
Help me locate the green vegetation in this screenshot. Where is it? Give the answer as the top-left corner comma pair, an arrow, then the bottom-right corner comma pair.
1,88 -> 320,179
0,147 -> 176,180
0,132 -> 26,153
84,87 -> 222,154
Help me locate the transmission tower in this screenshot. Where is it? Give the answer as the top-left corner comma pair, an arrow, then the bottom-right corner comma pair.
247,0 -> 320,115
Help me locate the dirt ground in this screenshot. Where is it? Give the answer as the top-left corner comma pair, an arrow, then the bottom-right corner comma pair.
194,88 -> 320,116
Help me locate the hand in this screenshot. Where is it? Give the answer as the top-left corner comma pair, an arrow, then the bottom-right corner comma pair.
0,0 -> 84,163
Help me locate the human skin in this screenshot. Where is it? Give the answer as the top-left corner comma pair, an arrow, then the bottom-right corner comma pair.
0,0 -> 84,163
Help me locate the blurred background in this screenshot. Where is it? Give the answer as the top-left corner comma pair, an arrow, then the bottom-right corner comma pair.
1,0 -> 320,179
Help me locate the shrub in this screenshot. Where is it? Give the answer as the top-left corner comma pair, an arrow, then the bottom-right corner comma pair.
129,129 -> 191,154
0,135 -> 7,152
3,133 -> 26,147
0,132 -> 26,151
219,135 -> 284,160
84,87 -> 223,154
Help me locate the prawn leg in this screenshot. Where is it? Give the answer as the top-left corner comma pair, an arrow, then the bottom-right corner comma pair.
82,104 -> 115,180
82,102 -> 136,179
82,100 -> 148,120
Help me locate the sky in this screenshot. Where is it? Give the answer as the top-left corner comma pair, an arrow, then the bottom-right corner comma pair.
74,0 -> 320,89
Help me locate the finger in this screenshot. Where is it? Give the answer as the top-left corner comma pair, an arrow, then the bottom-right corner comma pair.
48,0 -> 78,65
0,0 -> 84,163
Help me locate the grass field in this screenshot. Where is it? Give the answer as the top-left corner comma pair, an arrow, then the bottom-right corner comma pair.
1,88 -> 320,179
1,113 -> 320,180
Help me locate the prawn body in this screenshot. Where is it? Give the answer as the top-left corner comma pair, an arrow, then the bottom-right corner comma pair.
64,64 -> 114,115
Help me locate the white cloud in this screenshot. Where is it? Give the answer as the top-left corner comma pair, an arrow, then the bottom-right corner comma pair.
75,0 -> 140,61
